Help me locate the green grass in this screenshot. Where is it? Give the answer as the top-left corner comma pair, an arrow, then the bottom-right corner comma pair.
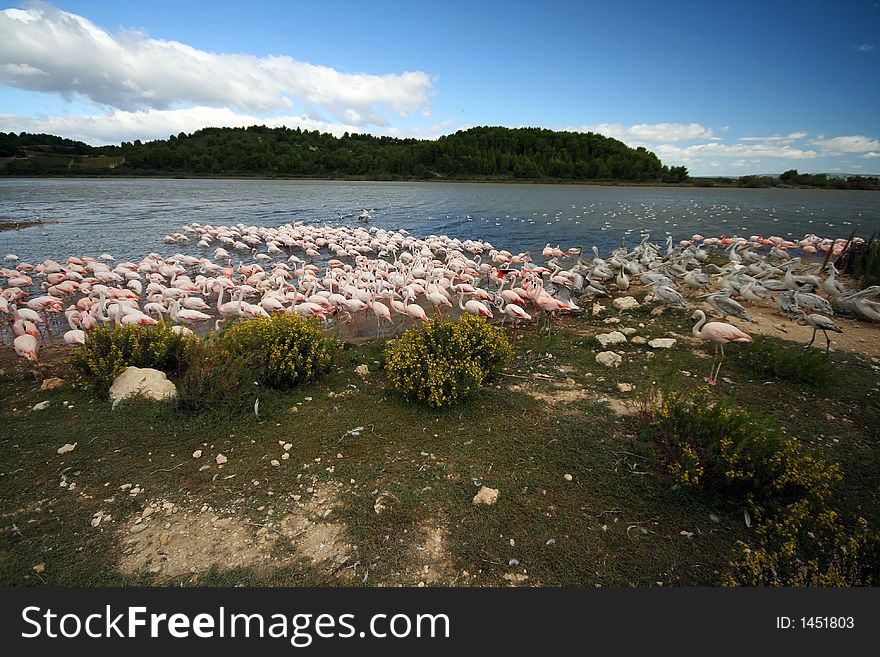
1,308 -> 878,587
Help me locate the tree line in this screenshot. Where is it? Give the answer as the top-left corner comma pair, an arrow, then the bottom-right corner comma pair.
0,125 -> 690,182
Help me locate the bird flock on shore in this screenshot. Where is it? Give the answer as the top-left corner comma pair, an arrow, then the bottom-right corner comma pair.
2,221 -> 877,382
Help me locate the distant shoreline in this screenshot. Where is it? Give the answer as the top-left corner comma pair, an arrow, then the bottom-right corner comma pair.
1,173 -> 878,191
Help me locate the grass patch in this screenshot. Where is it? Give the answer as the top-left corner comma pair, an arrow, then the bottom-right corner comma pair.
739,335 -> 836,386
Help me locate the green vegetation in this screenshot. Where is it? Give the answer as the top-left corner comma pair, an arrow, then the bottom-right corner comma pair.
3,307 -> 878,588
69,322 -> 194,397
740,335 -> 836,386
385,314 -> 513,407
837,231 -> 880,287
642,387 -> 880,586
0,126 -> 686,182
219,314 -> 336,390
693,171 -> 880,190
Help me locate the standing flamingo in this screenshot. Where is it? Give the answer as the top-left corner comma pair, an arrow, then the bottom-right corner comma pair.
691,310 -> 753,385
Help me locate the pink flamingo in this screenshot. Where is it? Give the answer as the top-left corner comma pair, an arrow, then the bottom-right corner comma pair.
14,333 -> 39,363
691,310 -> 753,385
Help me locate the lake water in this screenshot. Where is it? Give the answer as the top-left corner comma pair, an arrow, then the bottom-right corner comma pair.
1,178 -> 877,264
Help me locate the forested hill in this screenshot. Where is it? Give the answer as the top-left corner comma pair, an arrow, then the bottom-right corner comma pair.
0,125 -> 689,182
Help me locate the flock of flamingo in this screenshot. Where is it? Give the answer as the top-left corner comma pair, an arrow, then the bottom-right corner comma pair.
1,220 -> 877,385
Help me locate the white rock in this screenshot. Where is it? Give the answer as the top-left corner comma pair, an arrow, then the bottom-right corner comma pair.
563,473 -> 573,482
472,486 -> 500,506
603,317 -> 621,324
281,453 -> 290,460
355,364 -> 370,378
648,338 -> 677,349
270,459 -> 280,467
32,401 -> 51,411
591,302 -> 605,316
595,351 -> 623,368
630,336 -> 648,345
57,442 -> 77,454
215,453 -> 228,465
192,450 -> 203,459
617,383 -> 634,393
621,327 -> 637,336
613,296 -> 640,311
595,331 -> 627,348
109,367 -> 177,408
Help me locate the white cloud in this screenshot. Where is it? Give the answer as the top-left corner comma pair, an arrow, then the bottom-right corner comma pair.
855,43 -> 874,52
0,4 -> 433,126
0,108 -> 459,145
737,131 -> 807,143
0,107 -> 365,144
864,152 -> 880,159
654,142 -> 818,164
574,122 -> 714,143
810,135 -> 880,154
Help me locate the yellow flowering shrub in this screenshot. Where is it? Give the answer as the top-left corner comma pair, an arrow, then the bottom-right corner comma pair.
642,387 -> 880,586
69,321 -> 195,397
219,314 -> 335,390
385,314 -> 513,408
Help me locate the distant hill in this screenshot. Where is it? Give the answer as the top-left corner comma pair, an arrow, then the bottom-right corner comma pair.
0,126 -> 689,183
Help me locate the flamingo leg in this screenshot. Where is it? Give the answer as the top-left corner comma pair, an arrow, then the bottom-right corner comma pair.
805,328 -> 817,350
823,329 -> 831,353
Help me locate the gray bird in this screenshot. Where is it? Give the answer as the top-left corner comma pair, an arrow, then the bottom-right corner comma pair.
778,290 -> 798,318
704,290 -> 752,322
793,287 -> 834,316
793,309 -> 842,352
652,283 -> 688,309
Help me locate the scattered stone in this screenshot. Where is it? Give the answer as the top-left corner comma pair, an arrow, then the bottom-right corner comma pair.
192,450 -> 203,459
650,306 -> 667,316
630,336 -> 648,345
709,513 -> 721,523
33,563 -> 46,574
283,443 -> 292,451
120,484 -> 132,490
503,573 -> 529,584
355,364 -> 370,378
648,338 -> 677,349
270,459 -> 280,467
621,327 -> 637,336
281,453 -> 290,461
32,401 -> 50,411
613,296 -> 640,311
215,453 -> 228,465
591,302 -> 605,315
141,507 -> 155,519
130,523 -> 147,534
57,442 -> 77,454
563,473 -> 573,482
90,510 -> 106,527
472,486 -> 500,506
595,351 -> 623,368
109,367 -> 177,407
595,331 -> 627,348
616,383 -> 634,393
603,317 -> 621,324
40,377 -> 64,390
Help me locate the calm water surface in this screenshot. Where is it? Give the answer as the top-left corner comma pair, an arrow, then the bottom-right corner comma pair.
1,178 -> 877,263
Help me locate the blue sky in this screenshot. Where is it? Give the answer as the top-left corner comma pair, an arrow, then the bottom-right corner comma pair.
1,0 -> 878,175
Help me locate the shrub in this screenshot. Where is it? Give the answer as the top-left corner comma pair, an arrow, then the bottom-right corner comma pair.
740,336 -> 835,386
642,387 -> 880,586
69,321 -> 194,396
385,314 -> 513,407
728,504 -> 880,587
175,338 -> 257,413
219,314 -> 335,390
644,387 -> 838,514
